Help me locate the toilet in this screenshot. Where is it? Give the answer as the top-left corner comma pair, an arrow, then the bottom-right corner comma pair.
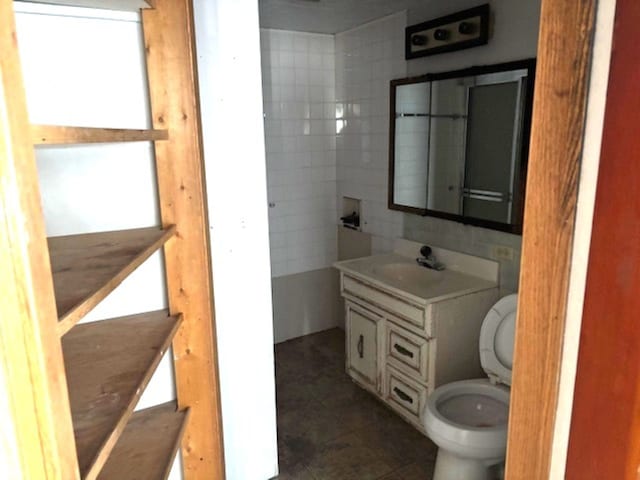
423,294 -> 517,480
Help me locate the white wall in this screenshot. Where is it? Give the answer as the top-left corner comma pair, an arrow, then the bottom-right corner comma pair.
15,3 -> 180,478
335,12 -> 408,254
261,29 -> 337,278
192,1 -> 279,479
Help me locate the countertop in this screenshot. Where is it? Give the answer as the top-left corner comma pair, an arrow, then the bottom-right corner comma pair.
334,253 -> 498,305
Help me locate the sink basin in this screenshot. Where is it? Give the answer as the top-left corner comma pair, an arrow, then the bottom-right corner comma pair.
334,248 -> 499,302
371,262 -> 442,286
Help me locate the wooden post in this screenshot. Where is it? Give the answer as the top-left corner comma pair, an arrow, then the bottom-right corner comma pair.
142,1 -> 225,478
0,1 -> 79,478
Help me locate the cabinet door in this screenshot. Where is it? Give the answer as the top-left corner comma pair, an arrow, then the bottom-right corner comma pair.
346,302 -> 379,388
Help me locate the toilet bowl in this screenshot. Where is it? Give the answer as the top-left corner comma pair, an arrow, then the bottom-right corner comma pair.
423,294 -> 517,480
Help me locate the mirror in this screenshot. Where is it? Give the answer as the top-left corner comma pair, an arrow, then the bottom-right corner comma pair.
389,59 -> 536,234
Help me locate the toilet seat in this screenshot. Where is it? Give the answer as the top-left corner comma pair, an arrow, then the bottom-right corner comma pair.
479,294 -> 517,386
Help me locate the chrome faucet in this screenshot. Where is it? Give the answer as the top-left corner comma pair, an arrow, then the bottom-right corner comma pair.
416,245 -> 445,271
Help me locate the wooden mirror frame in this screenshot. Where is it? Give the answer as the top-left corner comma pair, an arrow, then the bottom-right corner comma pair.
387,59 -> 536,234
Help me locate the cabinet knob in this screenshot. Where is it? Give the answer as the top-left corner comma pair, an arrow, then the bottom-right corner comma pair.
357,334 -> 364,359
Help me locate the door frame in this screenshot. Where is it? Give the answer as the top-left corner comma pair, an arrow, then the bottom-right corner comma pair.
505,0 -> 598,478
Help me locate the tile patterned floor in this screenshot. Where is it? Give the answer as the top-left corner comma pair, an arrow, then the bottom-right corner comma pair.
273,328 -> 437,480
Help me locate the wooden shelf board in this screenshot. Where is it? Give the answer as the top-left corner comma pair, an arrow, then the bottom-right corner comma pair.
32,125 -> 168,145
97,402 -> 189,480
62,311 -> 181,480
19,0 -> 154,12
49,226 -> 176,336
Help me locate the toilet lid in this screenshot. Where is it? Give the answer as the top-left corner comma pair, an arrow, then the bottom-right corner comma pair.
479,294 -> 517,386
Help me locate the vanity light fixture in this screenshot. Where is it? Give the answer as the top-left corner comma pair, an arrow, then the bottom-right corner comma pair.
405,4 -> 489,59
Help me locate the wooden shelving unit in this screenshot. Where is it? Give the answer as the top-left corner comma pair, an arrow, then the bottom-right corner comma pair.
0,0 -> 224,479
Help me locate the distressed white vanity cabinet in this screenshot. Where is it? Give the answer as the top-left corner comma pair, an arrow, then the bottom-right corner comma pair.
334,240 -> 500,433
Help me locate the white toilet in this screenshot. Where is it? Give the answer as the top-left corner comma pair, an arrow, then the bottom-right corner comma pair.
423,294 -> 517,480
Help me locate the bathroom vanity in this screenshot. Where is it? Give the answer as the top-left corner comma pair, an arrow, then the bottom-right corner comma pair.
334,240 -> 500,433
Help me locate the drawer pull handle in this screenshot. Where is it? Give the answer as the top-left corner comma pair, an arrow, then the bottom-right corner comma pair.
393,387 -> 413,404
357,334 -> 364,359
394,343 -> 414,358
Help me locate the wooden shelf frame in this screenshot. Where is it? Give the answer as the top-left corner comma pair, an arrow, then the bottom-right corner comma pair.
49,226 -> 176,336
63,311 -> 181,479
1,0 -> 225,479
31,125 -> 169,145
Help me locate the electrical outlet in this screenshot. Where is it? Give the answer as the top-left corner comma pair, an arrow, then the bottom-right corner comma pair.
493,245 -> 514,261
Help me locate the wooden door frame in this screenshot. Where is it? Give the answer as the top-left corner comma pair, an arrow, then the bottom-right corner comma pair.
505,0 -> 598,478
566,0 -> 640,477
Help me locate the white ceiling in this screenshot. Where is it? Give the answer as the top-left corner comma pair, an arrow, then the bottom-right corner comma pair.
258,0 -> 432,34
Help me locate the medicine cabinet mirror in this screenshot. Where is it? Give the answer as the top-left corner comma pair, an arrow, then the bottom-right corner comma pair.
388,59 -> 536,234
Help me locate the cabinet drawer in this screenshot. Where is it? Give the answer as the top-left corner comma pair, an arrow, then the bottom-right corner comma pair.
385,366 -> 428,425
342,275 -> 429,335
386,323 -> 430,384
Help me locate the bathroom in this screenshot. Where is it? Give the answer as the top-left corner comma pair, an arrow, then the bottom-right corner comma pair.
261,0 -> 538,478
5,0 -> 620,477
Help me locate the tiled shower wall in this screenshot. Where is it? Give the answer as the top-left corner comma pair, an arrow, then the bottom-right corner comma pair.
260,29 -> 337,277
335,12 -> 407,254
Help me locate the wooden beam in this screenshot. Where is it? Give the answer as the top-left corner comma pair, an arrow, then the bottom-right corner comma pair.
31,125 -> 168,145
0,1 -> 79,478
142,1 -> 225,478
505,0 -> 596,478
566,0 -> 640,477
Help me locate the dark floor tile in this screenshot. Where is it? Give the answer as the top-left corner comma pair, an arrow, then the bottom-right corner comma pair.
277,398 -> 351,447
350,413 -> 438,471
272,461 -> 316,480
376,461 -> 436,480
275,373 -> 317,412
320,388 -> 397,434
306,433 -> 396,480
306,370 -> 359,402
308,328 -> 345,357
275,327 -> 436,480
276,340 -> 338,379
277,433 -> 316,471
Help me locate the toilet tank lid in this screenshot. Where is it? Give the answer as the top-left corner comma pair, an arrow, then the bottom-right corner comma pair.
479,294 -> 518,386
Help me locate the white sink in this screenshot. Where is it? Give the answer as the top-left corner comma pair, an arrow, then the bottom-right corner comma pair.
371,262 -> 442,286
334,240 -> 499,303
